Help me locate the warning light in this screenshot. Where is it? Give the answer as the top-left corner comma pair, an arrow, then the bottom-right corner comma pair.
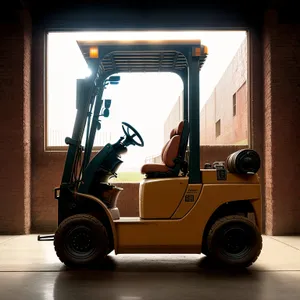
203,45 -> 208,55
192,47 -> 201,57
89,47 -> 99,58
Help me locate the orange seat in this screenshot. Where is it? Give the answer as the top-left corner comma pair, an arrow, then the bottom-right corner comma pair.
141,120 -> 189,178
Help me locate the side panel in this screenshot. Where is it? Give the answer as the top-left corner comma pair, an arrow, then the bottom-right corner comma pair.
139,178 -> 188,219
115,183 -> 261,254
171,184 -> 202,219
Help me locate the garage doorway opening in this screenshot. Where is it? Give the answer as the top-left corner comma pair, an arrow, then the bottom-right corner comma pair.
46,30 -> 247,182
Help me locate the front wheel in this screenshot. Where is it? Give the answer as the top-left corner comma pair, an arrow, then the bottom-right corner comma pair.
207,215 -> 262,268
54,214 -> 109,268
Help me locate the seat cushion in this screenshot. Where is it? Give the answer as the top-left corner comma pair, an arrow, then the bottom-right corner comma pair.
141,163 -> 170,174
162,135 -> 180,168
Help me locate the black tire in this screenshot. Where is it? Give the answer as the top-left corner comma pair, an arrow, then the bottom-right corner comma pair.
207,215 -> 262,268
54,214 -> 109,268
201,243 -> 208,256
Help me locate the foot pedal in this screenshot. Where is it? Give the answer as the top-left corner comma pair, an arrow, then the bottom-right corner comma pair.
37,234 -> 54,241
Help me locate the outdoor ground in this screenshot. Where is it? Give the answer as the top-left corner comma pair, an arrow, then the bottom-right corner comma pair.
0,235 -> 299,299
110,171 -> 144,182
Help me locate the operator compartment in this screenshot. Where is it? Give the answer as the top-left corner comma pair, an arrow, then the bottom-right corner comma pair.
139,177 -> 188,219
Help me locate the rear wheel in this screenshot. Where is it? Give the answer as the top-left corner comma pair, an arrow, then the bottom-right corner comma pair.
207,215 -> 262,268
54,214 -> 109,268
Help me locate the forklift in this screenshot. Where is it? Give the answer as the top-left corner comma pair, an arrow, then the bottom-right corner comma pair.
39,39 -> 263,268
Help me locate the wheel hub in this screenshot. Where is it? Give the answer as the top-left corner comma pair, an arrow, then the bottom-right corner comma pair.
66,226 -> 95,256
223,228 -> 247,254
72,231 -> 92,252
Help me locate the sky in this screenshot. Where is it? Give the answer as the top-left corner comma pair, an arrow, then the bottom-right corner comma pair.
47,30 -> 246,172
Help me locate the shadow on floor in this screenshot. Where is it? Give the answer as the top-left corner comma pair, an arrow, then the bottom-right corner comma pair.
53,256 -> 264,300
1,255 -> 300,300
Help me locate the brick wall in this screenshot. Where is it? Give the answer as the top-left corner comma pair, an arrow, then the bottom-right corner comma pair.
1,7 -> 300,235
264,10 -> 300,235
23,10 -> 32,235
0,10 -> 31,234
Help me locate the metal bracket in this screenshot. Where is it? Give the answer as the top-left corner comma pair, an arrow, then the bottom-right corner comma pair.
37,234 -> 54,241
54,187 -> 60,200
65,137 -> 80,146
214,162 -> 227,181
216,168 -> 227,180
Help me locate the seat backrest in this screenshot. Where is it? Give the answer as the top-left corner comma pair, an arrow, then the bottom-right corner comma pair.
160,120 -> 189,168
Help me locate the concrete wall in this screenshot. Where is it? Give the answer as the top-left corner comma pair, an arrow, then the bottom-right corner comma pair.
164,91 -> 184,144
165,38 -> 248,146
206,38 -> 247,145
203,37 -> 247,145
201,82 -> 248,145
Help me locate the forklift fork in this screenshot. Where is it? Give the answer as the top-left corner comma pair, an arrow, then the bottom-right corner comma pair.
37,234 -> 54,241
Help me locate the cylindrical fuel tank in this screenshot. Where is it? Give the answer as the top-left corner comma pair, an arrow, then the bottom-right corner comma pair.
225,149 -> 260,174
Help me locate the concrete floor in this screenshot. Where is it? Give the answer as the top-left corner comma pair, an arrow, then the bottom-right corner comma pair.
0,235 -> 300,300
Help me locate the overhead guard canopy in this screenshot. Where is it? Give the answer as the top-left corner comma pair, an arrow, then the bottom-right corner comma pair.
75,38 -> 208,185
76,39 -> 208,76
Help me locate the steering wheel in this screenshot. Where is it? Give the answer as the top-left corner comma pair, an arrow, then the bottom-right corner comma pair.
122,122 -> 144,147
